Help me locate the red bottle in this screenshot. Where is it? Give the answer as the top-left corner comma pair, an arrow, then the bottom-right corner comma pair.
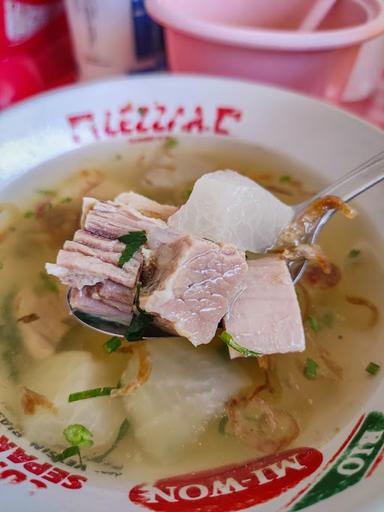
0,0 -> 75,109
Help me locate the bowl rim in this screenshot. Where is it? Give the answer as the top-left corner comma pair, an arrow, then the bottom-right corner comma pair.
0,73 -> 383,512
146,0 -> 384,51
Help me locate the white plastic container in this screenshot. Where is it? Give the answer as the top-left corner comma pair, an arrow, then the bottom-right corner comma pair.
65,0 -> 164,80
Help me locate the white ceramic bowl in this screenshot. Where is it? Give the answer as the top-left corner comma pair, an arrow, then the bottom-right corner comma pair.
0,75 -> 383,512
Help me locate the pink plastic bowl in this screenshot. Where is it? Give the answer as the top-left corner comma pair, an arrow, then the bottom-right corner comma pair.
146,0 -> 384,102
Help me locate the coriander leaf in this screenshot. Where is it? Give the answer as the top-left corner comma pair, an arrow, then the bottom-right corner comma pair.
103,336 -> 122,354
279,175 -> 291,183
64,424 -> 94,447
218,415 -> 229,435
24,210 -> 34,218
92,419 -> 130,463
39,271 -> 59,294
219,331 -> 260,358
349,249 -> 361,258
366,362 -> 380,375
304,358 -> 318,380
60,196 -> 72,204
124,311 -> 153,341
118,231 -> 147,267
164,137 -> 178,149
308,315 -> 320,332
68,387 -> 115,402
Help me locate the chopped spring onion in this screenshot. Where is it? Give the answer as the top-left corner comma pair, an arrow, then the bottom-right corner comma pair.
118,231 -> 147,267
218,415 -> 229,435
366,362 -> 380,376
164,137 -> 178,149
103,337 -> 122,354
308,315 -> 320,332
183,187 -> 193,199
124,311 -> 153,341
92,419 -> 130,463
279,175 -> 291,183
349,248 -> 361,258
37,189 -> 56,196
52,445 -> 80,464
68,387 -> 115,402
321,312 -> 334,328
64,424 -> 93,447
219,331 -> 260,358
304,358 -> 318,380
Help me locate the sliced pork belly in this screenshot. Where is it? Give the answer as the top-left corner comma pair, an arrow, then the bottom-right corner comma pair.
224,256 -> 305,357
141,237 -> 247,346
84,200 -> 179,248
70,284 -> 135,325
115,191 -> 177,220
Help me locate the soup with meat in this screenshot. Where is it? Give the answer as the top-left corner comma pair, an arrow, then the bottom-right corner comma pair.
0,137 -> 382,483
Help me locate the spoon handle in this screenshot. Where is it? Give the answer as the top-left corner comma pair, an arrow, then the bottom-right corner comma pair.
310,150 -> 384,204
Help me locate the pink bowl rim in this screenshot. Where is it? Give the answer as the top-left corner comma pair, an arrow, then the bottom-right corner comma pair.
146,0 -> 384,51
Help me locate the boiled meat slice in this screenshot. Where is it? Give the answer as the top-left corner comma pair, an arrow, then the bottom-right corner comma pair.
224,256 -> 305,357
114,191 -> 177,220
141,236 -> 247,345
168,170 -> 294,253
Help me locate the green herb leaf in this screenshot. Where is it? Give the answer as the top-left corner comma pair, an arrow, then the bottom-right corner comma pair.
118,231 -> 147,268
349,248 -> 361,258
217,343 -> 230,361
68,387 -> 115,402
218,415 -> 229,435
308,315 -> 320,332
0,262 -> 3,271
366,362 -> 380,376
24,210 -> 34,219
64,424 -> 94,447
52,445 -> 80,463
137,107 -> 146,116
219,331 -> 260,358
124,311 -> 153,341
92,419 -> 130,463
304,358 -> 318,380
321,312 -> 334,328
37,189 -> 56,196
39,271 -> 59,294
279,175 -> 291,183
183,187 -> 193,200
103,336 -> 122,354
0,291 -> 22,380
164,137 -> 178,149
60,196 -> 72,204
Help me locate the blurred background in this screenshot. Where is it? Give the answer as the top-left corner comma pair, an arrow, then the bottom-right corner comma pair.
1,0 -> 384,127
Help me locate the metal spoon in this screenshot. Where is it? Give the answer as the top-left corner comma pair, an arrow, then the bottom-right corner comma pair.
289,149 -> 384,284
68,150 -> 384,338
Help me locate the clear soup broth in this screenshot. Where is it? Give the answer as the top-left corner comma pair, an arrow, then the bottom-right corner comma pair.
0,137 -> 383,484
